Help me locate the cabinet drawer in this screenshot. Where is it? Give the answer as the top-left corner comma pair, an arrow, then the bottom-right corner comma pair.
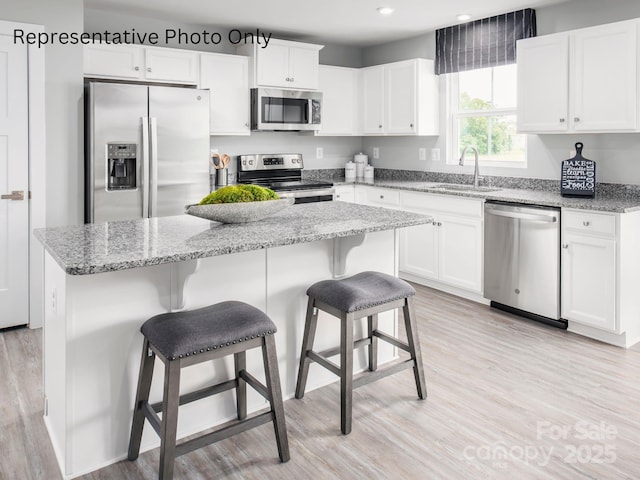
363,187 -> 400,207
401,191 -> 483,217
563,210 -> 616,236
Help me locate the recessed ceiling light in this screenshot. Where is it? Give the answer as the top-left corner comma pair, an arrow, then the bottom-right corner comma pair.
456,14 -> 472,21
377,7 -> 395,15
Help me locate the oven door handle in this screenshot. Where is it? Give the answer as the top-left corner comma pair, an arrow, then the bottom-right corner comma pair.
278,188 -> 335,199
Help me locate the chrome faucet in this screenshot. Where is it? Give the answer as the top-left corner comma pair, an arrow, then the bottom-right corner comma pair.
459,146 -> 483,188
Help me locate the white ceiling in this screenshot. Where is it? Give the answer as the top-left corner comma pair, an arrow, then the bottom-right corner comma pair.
85,0 -> 569,46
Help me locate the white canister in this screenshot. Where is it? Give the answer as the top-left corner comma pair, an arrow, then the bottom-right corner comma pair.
354,152 -> 368,179
345,161 -> 356,182
364,164 -> 374,182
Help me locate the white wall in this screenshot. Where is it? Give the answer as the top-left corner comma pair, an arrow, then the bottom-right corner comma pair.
1,0 -> 84,226
361,0 -> 640,185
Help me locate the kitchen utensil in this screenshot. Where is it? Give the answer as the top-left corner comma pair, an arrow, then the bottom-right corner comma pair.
560,142 -> 596,197
215,168 -> 228,187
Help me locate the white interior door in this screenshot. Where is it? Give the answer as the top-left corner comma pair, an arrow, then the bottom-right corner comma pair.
0,35 -> 29,328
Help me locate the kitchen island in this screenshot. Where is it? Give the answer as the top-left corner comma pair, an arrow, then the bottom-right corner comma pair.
35,202 -> 431,478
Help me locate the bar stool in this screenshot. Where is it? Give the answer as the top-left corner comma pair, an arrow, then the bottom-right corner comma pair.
295,271 -> 427,434
128,301 -> 289,480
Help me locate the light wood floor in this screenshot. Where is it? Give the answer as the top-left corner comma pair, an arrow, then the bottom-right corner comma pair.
2,284 -> 640,479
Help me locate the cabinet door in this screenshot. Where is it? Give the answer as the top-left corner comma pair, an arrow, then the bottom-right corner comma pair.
144,48 -> 199,84
571,21 -> 637,131
317,66 -> 358,135
516,34 -> 569,132
437,214 -> 483,293
385,61 -> 417,134
561,233 -> 617,331
399,221 -> 438,280
334,186 -> 355,203
200,54 -> 250,135
362,66 -> 385,134
256,43 -> 290,87
83,44 -> 144,80
288,47 -> 319,90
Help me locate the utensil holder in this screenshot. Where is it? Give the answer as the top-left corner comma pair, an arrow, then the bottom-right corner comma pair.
215,168 -> 228,187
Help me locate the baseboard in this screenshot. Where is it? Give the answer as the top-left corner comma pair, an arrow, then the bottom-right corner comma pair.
399,272 -> 488,305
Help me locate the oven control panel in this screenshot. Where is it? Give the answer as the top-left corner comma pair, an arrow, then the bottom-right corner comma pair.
238,153 -> 303,171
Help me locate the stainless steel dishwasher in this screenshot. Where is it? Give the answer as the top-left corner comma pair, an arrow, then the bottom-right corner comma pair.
484,202 -> 566,328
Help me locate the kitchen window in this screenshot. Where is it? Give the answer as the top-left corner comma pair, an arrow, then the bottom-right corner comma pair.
449,64 -> 527,168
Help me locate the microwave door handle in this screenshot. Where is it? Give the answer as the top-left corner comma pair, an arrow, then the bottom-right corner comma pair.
306,100 -> 311,124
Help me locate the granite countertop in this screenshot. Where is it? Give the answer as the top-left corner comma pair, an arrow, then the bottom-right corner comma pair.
35,202 -> 431,275
337,180 -> 640,213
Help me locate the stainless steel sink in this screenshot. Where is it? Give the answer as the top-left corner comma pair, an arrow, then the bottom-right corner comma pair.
431,184 -> 502,193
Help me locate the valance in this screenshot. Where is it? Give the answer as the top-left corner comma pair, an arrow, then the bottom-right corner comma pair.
435,8 -> 537,74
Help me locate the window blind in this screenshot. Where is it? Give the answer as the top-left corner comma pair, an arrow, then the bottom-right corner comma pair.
435,8 -> 537,75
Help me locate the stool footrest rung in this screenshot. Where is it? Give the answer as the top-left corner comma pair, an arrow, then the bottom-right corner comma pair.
373,330 -> 410,353
318,337 -> 371,359
141,401 -> 162,436
352,359 -> 415,390
240,370 -> 269,401
175,412 -> 273,458
150,379 -> 238,413
307,350 -> 341,377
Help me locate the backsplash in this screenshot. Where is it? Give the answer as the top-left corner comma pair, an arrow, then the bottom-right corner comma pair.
305,168 -> 640,199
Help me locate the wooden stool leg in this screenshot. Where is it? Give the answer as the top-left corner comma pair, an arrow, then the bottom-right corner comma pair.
263,335 -> 290,462
340,312 -> 354,434
367,314 -> 378,372
403,297 -> 427,400
234,351 -> 247,420
295,298 -> 318,399
128,339 -> 156,461
159,360 -> 181,480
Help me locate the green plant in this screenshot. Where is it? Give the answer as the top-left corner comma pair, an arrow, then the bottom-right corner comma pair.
198,185 -> 279,204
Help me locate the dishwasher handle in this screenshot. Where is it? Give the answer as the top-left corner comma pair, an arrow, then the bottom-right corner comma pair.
485,207 -> 558,223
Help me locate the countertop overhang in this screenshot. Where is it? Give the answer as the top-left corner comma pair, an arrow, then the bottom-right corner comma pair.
35,202 -> 431,275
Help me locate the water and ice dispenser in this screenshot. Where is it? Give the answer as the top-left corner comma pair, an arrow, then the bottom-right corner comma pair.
107,143 -> 137,190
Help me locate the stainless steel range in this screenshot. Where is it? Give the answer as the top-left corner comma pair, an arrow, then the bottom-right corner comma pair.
237,153 -> 334,203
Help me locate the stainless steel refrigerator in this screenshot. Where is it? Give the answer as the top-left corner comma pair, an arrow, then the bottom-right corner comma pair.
85,81 -> 210,223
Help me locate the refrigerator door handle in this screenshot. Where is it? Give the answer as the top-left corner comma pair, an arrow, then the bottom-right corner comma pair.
141,116 -> 150,218
150,117 -> 158,217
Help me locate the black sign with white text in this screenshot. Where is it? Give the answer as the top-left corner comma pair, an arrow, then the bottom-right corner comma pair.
561,143 -> 596,197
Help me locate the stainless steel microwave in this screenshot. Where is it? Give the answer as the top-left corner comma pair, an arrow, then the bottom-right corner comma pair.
251,88 -> 322,131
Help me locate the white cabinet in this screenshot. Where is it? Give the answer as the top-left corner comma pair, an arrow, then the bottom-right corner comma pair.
84,44 -> 199,85
397,192 -> 483,294
561,210 -> 618,332
355,187 -> 483,294
362,66 -> 386,134
361,59 -> 439,136
200,53 -> 250,135
238,39 -> 323,90
316,66 -> 361,136
333,185 -> 355,203
561,209 -> 640,349
517,19 -> 639,133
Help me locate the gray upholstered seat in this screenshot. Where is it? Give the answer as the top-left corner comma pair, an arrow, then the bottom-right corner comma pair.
141,301 -> 277,361
306,271 -> 416,313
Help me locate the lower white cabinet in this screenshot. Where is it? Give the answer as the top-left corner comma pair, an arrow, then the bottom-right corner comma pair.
333,185 -> 355,203
561,231 -> 616,330
356,186 -> 483,294
561,209 -> 640,346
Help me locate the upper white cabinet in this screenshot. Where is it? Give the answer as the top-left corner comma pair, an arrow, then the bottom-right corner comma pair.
200,53 -> 250,135
361,59 -> 439,136
317,65 -> 361,136
237,39 -> 323,90
84,43 -> 199,85
517,19 -> 639,133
